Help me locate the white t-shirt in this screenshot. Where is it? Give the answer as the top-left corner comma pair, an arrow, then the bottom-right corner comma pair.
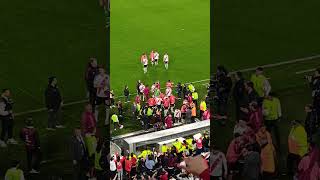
165,87 -> 172,97
163,54 -> 169,62
139,84 -> 145,93
151,84 -> 156,93
154,52 -> 159,60
94,73 -> 108,98
156,97 -> 162,105
174,109 -> 181,118
143,58 -> 148,65
110,160 -> 116,171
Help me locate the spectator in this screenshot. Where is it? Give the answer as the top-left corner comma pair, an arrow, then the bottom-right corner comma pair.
45,76 -> 64,130
110,156 -> 117,179
233,120 -> 249,136
131,153 -> 137,177
81,104 -> 97,135
241,145 -> 261,180
255,126 -> 276,179
174,109 -> 182,124
123,85 -> 130,102
216,65 -> 232,119
20,117 -> 41,174
244,81 -> 259,105
71,128 -> 88,180
5,160 -> 25,180
116,156 -> 123,180
210,145 -> 227,180
117,101 -> 123,116
191,102 -> 197,123
247,102 -> 263,132
202,109 -> 211,121
176,82 -> 182,99
94,140 -> 104,180
111,114 -> 123,131
0,88 -> 17,147
145,155 -> 155,173
233,71 -> 246,120
85,58 -> 98,105
180,155 -> 210,180
304,104 -> 319,141
287,120 -> 308,178
262,93 -> 282,149
297,144 -> 320,180
125,156 -> 132,179
250,67 -> 271,98
165,113 -> 173,129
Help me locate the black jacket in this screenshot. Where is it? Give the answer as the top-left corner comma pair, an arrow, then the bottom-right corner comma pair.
71,135 -> 87,162
45,85 -> 62,110
233,78 -> 246,104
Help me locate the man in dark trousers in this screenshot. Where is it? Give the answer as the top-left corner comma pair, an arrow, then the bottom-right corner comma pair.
85,58 -> 99,106
233,72 -> 246,120
0,89 -> 17,147
72,127 -> 89,180
20,117 -> 41,173
45,76 -> 64,130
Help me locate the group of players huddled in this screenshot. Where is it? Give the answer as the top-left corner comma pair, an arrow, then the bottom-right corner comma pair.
140,50 -> 170,74
110,78 -> 211,132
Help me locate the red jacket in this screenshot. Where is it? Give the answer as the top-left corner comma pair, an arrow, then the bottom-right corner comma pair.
125,159 -> 132,172
160,172 -> 168,180
181,104 -> 187,113
81,111 -> 96,134
199,168 -> 210,180
148,98 -> 156,107
165,115 -> 173,128
143,87 -> 150,97
187,95 -> 193,104
169,95 -> 176,105
163,98 -> 170,109
20,127 -> 40,150
135,96 -> 141,104
202,110 -> 211,120
131,156 -> 137,167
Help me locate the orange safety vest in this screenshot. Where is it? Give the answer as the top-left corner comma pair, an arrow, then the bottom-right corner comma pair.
192,106 -> 196,117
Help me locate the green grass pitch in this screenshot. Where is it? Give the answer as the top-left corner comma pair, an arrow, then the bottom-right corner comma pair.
212,0 -> 320,177
110,0 -> 210,96
0,0 -> 106,178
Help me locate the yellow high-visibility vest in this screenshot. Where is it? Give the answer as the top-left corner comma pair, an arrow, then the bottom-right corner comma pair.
200,101 -> 207,111
85,135 -> 97,157
192,92 -> 198,100
161,145 -> 168,153
5,168 -> 24,180
263,98 -> 281,120
95,151 -> 103,170
111,114 -> 119,123
251,74 -> 267,97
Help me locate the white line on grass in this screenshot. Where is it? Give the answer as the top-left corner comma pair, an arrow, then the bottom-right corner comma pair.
295,68 -> 316,75
228,54 -> 320,74
14,54 -> 320,116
